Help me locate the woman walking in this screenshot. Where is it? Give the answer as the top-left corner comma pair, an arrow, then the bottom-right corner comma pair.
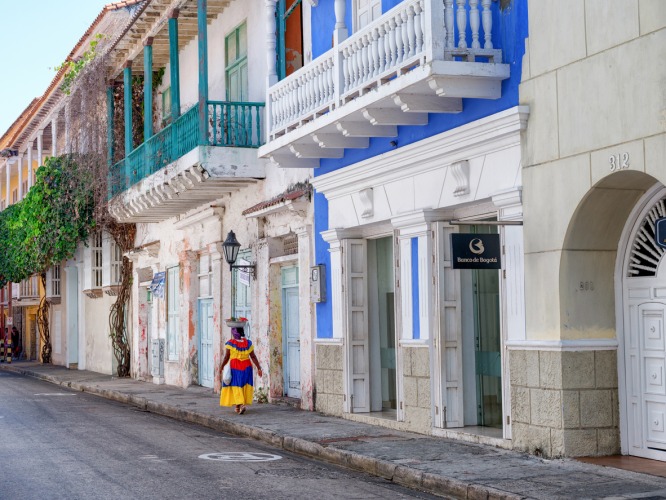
219,327 -> 262,414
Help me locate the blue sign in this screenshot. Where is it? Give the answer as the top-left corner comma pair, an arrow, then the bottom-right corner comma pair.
656,218 -> 666,249
451,233 -> 502,270
149,271 -> 166,299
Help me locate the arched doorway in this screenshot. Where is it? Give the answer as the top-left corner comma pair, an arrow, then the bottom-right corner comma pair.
618,184 -> 666,461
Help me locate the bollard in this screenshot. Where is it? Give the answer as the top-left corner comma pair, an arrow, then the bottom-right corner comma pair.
6,339 -> 11,364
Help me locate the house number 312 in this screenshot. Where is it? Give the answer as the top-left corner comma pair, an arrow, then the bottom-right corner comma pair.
609,152 -> 630,171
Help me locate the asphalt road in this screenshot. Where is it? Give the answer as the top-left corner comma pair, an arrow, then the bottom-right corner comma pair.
0,371 -> 443,500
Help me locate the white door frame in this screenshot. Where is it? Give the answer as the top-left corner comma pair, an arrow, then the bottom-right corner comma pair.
616,183 -> 666,459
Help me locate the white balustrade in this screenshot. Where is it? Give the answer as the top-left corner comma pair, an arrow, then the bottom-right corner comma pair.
268,0 -> 498,136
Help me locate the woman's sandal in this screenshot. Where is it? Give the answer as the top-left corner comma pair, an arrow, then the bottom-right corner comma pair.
234,405 -> 241,413
239,405 -> 246,415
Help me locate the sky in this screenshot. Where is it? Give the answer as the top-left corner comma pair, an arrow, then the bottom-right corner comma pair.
0,0 -> 111,138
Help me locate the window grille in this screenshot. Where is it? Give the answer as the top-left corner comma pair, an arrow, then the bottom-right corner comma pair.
111,239 -> 123,285
283,233 -> 299,255
628,197 -> 666,277
52,265 -> 61,297
92,232 -> 103,288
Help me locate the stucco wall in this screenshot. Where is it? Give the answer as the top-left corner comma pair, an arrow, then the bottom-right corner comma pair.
521,0 -> 666,342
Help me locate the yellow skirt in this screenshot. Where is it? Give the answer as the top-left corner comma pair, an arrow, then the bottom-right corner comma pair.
220,384 -> 254,406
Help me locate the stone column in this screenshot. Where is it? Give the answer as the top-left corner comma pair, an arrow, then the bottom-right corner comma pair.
296,225 -> 315,410
210,242 -> 225,392
179,250 -> 199,387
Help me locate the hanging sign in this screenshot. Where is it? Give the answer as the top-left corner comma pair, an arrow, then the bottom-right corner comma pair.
451,233 -> 502,270
149,272 -> 166,299
238,258 -> 251,286
656,218 -> 666,249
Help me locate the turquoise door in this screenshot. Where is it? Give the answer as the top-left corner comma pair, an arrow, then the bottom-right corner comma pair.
282,266 -> 300,398
199,298 -> 214,388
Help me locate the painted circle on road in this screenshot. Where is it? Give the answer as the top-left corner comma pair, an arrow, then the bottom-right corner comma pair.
199,452 -> 282,462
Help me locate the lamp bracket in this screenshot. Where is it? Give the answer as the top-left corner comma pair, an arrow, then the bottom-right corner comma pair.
230,264 -> 256,278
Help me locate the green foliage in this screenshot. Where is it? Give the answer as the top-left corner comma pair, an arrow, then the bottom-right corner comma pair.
0,155 -> 95,284
56,34 -> 105,95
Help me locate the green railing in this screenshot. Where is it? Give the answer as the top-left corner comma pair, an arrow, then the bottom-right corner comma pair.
109,101 -> 264,198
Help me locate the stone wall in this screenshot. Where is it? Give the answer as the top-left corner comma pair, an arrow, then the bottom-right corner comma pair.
314,343 -> 344,416
510,349 -> 619,457
402,346 -> 432,432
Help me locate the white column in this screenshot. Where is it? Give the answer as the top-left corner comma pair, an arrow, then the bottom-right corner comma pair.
333,0 -> 348,43
37,131 -> 43,168
266,0 -> 278,87
296,225 -> 315,411
27,142 -> 33,190
51,113 -> 59,157
17,153 -> 23,200
6,160 -> 11,205
64,103 -> 71,154
320,229 -> 345,339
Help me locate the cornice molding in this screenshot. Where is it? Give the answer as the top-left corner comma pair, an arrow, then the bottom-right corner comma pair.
312,106 -> 529,199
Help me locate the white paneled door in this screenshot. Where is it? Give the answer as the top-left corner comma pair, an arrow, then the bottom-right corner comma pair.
199,298 -> 214,388
344,239 -> 370,413
626,300 -> 666,460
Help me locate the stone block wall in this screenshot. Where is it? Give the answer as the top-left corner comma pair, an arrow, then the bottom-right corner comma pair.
314,343 -> 344,416
402,346 -> 432,432
510,349 -> 619,458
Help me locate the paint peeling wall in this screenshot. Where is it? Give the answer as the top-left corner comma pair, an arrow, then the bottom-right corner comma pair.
125,2 -> 317,410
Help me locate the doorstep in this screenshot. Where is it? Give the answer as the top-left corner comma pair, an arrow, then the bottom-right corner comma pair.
578,455 -> 666,478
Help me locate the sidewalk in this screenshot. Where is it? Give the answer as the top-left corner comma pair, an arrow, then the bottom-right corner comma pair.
3,361 -> 666,500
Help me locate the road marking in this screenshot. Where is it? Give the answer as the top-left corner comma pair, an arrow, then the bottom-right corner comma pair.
139,455 -> 176,462
33,393 -> 77,397
199,452 -> 282,462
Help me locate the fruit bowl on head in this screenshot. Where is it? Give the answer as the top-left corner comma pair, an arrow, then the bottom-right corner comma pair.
226,317 -> 248,328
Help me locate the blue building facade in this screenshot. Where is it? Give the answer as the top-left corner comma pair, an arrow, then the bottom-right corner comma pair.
261,0 -> 529,439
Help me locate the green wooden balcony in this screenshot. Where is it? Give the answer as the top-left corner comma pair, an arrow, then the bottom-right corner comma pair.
109,101 -> 264,198
108,101 -> 266,222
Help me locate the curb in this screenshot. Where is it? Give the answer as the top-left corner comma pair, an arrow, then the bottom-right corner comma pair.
1,365 -> 523,500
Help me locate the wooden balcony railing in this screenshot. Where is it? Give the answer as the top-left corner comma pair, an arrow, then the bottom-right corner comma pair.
109,101 -> 264,198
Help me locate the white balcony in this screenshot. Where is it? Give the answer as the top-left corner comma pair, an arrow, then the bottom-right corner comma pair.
15,275 -> 40,306
259,0 -> 509,167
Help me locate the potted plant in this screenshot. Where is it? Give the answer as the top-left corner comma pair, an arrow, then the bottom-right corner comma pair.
226,316 -> 248,328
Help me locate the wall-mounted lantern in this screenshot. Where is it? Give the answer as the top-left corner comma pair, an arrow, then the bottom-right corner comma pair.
222,230 -> 256,278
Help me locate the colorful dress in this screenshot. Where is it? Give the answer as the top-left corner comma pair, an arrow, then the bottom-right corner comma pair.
220,338 -> 255,407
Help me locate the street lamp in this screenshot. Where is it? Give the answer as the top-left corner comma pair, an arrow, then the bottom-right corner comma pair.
222,230 -> 256,277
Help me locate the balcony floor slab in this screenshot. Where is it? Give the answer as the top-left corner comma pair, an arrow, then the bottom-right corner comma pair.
109,145 -> 266,223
